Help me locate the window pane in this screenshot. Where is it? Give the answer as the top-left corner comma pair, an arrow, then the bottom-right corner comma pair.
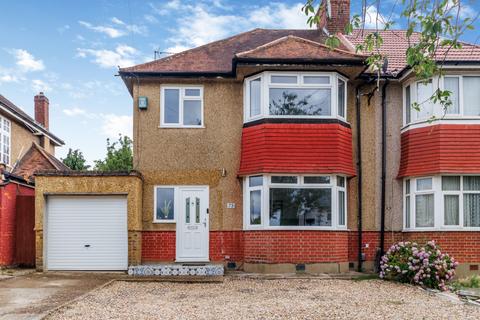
405,195 -> 411,228
250,190 -> 261,225
405,85 -> 411,123
444,77 -> 459,114
416,81 -> 434,120
164,89 -> 180,123
464,194 -> 480,227
405,179 -> 410,194
183,100 -> 202,125
416,178 -> 432,191
156,188 -> 174,220
338,79 -> 346,118
271,75 -> 297,84
442,176 -> 460,191
269,88 -> 331,116
249,176 -> 263,187
195,197 -> 200,223
304,176 -> 330,184
463,77 -> 480,116
464,176 -> 480,191
271,176 -> 298,184
269,188 -> 332,226
338,190 -> 346,225
185,197 -> 190,223
250,78 -> 261,117
337,176 -> 345,187
304,76 -> 330,84
185,88 -> 200,96
415,194 -> 434,227
444,195 -> 459,225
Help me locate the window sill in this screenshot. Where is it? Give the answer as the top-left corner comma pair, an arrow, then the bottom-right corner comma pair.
403,228 -> 480,232
153,220 -> 176,224
401,117 -> 480,132
243,226 -> 349,231
159,125 -> 205,129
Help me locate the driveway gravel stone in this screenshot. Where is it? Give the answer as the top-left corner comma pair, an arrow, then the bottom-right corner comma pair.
47,278 -> 479,320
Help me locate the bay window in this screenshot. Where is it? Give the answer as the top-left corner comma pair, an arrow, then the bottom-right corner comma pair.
404,75 -> 480,125
244,174 -> 347,230
404,176 -> 480,230
244,72 -> 348,122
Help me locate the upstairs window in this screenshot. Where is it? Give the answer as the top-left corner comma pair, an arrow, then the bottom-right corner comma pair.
244,72 -> 348,122
404,75 -> 480,125
0,116 -> 10,165
161,86 -> 203,128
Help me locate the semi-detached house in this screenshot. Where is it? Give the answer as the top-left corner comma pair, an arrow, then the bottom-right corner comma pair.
35,0 -> 480,276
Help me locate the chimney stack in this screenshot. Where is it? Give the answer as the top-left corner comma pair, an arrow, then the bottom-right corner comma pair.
34,92 -> 49,129
317,0 -> 350,35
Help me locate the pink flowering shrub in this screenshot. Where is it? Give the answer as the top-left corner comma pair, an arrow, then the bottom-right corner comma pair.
379,240 -> 458,291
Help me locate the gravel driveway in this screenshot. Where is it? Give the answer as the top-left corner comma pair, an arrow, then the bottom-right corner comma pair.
47,278 -> 478,320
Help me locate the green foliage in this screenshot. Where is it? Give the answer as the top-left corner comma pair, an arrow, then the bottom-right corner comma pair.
452,275 -> 480,290
93,135 -> 133,171
61,148 -> 90,171
380,241 -> 458,291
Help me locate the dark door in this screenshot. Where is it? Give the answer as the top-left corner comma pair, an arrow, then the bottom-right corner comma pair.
15,195 -> 35,267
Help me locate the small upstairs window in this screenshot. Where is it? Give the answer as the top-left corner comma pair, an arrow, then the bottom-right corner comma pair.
161,86 -> 203,128
244,72 -> 348,123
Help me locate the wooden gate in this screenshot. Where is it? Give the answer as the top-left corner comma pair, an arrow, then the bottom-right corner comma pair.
15,195 -> 35,267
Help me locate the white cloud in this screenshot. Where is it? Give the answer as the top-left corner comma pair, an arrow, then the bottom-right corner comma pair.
158,2 -> 311,52
248,3 -> 309,29
79,20 -> 126,38
79,18 -> 148,38
0,74 -> 19,83
364,5 -> 388,29
111,17 -> 125,25
63,107 -> 89,116
31,79 -> 51,92
11,49 -> 45,72
57,24 -> 70,34
76,45 -> 139,68
101,114 -> 132,138
144,14 -> 158,23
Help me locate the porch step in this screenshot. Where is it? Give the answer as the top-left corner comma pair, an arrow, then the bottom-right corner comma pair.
127,264 -> 224,278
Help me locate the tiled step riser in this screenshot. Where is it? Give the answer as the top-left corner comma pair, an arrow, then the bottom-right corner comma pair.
128,264 -> 224,277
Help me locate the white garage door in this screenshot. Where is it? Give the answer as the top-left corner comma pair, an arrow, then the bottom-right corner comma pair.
46,196 -> 128,271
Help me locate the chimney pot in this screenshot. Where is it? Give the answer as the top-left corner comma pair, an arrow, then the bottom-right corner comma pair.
34,92 -> 49,129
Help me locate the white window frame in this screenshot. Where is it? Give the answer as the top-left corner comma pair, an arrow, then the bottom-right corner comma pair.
243,174 -> 347,230
0,116 -> 11,166
243,71 -> 348,123
403,175 -> 480,231
153,185 -> 209,223
403,75 -> 480,127
160,85 -> 204,128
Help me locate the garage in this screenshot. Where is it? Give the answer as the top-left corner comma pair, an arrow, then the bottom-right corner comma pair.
46,195 -> 128,271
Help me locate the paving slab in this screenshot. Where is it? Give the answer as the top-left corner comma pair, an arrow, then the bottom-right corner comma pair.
0,272 -> 120,320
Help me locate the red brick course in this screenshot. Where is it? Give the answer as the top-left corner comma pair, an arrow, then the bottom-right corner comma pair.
141,230 -> 480,265
348,231 -> 480,263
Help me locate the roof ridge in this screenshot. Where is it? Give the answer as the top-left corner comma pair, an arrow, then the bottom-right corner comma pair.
236,34 -> 365,58
121,28 -> 266,72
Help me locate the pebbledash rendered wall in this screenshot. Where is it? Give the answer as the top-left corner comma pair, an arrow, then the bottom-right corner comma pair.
129,75 -> 480,275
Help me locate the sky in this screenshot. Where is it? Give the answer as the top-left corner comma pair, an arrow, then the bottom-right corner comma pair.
0,0 -> 479,164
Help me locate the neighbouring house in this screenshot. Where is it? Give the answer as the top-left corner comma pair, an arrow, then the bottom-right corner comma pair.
35,0 -> 480,276
0,93 -> 66,267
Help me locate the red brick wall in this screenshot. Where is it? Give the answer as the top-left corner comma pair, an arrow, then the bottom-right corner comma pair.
0,182 -> 35,266
244,230 -> 349,263
348,231 -> 480,263
141,231 -> 244,263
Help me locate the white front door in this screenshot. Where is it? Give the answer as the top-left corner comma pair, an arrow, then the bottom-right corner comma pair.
176,187 -> 209,262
